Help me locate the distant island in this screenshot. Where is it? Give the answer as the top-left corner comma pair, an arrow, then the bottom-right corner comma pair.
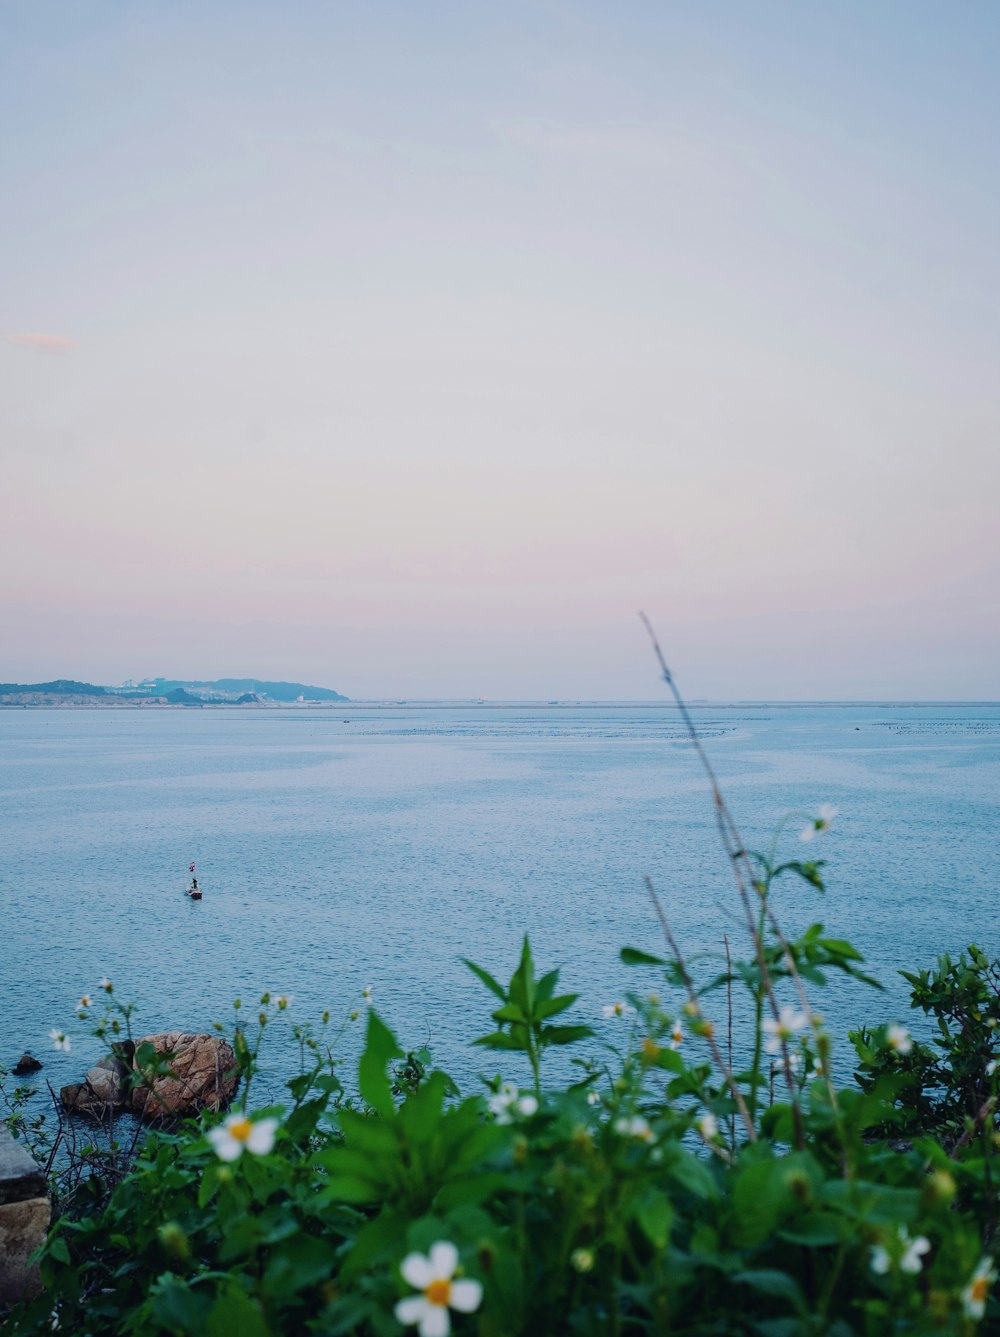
0,678 -> 348,707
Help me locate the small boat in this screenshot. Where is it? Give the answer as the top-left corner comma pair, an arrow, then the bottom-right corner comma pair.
185,860 -> 202,899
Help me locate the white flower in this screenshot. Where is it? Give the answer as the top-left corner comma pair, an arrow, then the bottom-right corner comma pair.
870,1228 -> 930,1276
615,1115 -> 653,1143
900,1235 -> 931,1275
274,994 -> 293,1011
77,994 -> 92,1010
886,1023 -> 913,1055
762,1007 -> 810,1055
362,985 -> 373,1004
488,1083 -> 537,1123
669,1020 -> 684,1050
602,1001 -> 634,1019
696,1113 -> 718,1142
586,1089 -> 600,1106
786,1051 -> 803,1075
99,977 -> 113,993
49,1029 -> 71,1053
986,1059 -> 997,1077
395,1241 -> 482,1337
207,1112 -> 279,1162
962,1258 -> 997,1320
800,804 -> 838,842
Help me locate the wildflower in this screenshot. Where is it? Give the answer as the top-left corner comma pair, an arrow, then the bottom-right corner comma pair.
99,977 -> 113,993
886,1023 -> 913,1056
488,1083 -> 537,1123
786,1052 -> 803,1075
812,1056 -> 825,1077
49,1029 -> 71,1053
275,994 -> 293,1011
362,985 -> 373,1004
870,1228 -> 931,1276
207,1112 -> 279,1162
800,804 -> 838,842
395,1241 -> 482,1337
571,1247 -> 595,1274
586,1089 -> 600,1106
683,1000 -> 700,1017
77,994 -> 92,1011
669,1020 -> 684,1050
987,1059 -> 997,1077
696,1113 -> 718,1142
762,1007 -> 809,1055
602,1001 -> 634,1019
962,1258 -> 997,1320
615,1115 -> 654,1143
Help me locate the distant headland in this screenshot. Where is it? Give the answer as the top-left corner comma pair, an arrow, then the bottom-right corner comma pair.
0,678 -> 348,707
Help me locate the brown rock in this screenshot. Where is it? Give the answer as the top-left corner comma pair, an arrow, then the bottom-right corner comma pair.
130,1033 -> 238,1119
0,1196 -> 51,1305
11,1054 -> 41,1077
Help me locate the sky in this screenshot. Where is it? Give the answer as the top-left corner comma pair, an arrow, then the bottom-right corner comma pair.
2,2 -> 998,700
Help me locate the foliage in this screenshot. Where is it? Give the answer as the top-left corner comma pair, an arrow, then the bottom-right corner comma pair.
3,915 -> 998,1336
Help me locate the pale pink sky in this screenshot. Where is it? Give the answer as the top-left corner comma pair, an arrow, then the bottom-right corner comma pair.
2,4 -> 998,698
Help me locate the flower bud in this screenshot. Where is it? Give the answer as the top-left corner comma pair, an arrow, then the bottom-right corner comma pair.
157,1222 -> 190,1261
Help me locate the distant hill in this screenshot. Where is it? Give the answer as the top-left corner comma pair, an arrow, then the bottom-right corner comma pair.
0,680 -> 106,697
0,677 -> 348,704
149,679 -> 348,702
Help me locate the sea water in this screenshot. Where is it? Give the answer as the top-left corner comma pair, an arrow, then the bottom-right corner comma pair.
1,702 -> 998,1099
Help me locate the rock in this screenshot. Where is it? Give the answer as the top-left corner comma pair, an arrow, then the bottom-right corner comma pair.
11,1055 -> 41,1076
130,1033 -> 238,1119
85,1056 -> 128,1105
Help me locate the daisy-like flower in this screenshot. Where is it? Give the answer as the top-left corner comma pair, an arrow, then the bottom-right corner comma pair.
800,804 -> 838,842
395,1241 -> 482,1337
762,1007 -> 810,1055
586,1089 -> 601,1106
362,985 -> 373,1004
207,1112 -> 279,1162
99,977 -> 113,993
669,1020 -> 684,1050
602,1001 -> 634,1019
615,1115 -> 654,1143
886,1023 -> 913,1056
488,1082 -> 538,1124
77,994 -> 92,1011
696,1113 -> 718,1142
986,1059 -> 997,1077
50,1029 -> 71,1052
962,1258 -> 998,1320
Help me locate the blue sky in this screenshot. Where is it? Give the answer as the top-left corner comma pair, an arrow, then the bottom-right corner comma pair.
2,3 -> 998,698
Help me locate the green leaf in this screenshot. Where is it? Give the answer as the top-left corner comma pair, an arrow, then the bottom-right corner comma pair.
633,1187 -> 673,1248
621,947 -> 667,966
205,1286 -> 272,1337
535,993 -> 578,1021
462,959 -> 508,1003
733,1270 -> 806,1312
540,1024 -> 594,1046
358,1011 -> 403,1117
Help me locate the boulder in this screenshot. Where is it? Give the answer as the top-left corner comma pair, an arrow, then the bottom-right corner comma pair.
59,1055 -> 130,1116
11,1055 -> 41,1077
130,1033 -> 238,1119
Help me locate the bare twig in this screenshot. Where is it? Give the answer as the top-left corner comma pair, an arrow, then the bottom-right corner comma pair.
644,876 -> 756,1142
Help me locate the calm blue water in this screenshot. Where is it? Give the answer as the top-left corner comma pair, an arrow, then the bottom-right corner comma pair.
1,703 -> 998,1099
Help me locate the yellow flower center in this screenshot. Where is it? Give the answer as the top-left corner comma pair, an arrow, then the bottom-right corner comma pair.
425,1278 -> 452,1307
971,1277 -> 989,1304
229,1118 -> 253,1143
642,1038 -> 660,1061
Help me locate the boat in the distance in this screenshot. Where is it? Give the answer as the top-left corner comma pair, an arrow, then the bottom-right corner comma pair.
185,860 -> 203,900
